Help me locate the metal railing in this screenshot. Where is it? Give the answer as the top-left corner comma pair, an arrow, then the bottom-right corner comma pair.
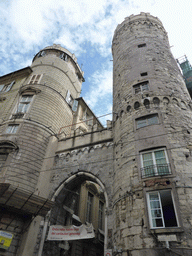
141,164 -> 170,178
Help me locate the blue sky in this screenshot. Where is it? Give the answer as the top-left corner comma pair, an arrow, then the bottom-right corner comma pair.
1,0 -> 192,125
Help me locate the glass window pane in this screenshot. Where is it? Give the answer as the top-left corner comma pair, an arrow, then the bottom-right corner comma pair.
153,218 -> 163,227
150,200 -> 160,209
23,103 -> 29,113
137,119 -> 147,128
155,150 -> 167,165
142,83 -> 149,91
143,152 -> 152,161
149,193 -> 158,200
148,115 -> 158,125
151,209 -> 162,218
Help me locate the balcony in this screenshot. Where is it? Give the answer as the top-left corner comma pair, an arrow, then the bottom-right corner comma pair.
141,164 -> 170,178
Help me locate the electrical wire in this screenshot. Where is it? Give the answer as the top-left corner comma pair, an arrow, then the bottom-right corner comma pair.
2,143 -> 191,181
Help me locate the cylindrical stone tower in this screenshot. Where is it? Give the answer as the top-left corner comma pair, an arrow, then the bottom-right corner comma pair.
0,44 -> 84,255
112,12 -> 192,255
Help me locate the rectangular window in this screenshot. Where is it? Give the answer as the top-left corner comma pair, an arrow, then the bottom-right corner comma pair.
98,201 -> 104,230
66,90 -> 73,106
147,190 -> 178,229
133,81 -> 149,94
6,124 -> 19,134
29,74 -> 42,84
140,72 -> 148,77
138,43 -> 146,48
0,81 -> 15,93
141,148 -> 170,178
86,192 -> 93,223
16,95 -> 33,114
136,114 -> 159,129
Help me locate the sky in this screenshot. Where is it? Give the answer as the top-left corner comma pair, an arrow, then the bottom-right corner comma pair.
0,0 -> 192,126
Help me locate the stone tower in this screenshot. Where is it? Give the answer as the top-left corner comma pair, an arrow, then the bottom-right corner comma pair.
112,13 -> 192,255
0,44 -> 84,255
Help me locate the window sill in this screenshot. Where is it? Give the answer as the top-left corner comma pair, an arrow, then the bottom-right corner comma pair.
142,173 -> 175,181
150,227 -> 184,234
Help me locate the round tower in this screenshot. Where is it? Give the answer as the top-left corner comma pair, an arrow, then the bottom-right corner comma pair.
112,13 -> 192,255
0,45 -> 84,255
1,44 -> 84,193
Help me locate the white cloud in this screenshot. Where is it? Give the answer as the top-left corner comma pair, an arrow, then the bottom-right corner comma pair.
84,64 -> 113,110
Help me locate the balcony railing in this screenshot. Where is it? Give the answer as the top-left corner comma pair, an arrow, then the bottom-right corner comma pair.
141,164 -> 170,178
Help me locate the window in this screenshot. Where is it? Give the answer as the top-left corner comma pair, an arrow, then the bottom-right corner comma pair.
98,201 -> 104,230
59,52 -> 68,61
37,51 -> 46,58
133,81 -> 149,94
0,81 -> 15,93
29,74 -> 42,84
138,43 -> 146,48
147,190 -> 178,229
16,95 -> 33,114
136,114 -> 159,129
141,149 -> 170,178
86,192 -> 93,223
66,90 -> 73,106
140,72 -> 148,77
6,124 -> 19,134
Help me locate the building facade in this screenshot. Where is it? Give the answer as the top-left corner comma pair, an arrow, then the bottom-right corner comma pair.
0,12 -> 192,256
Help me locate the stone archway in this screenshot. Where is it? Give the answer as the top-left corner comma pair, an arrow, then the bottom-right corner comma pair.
43,172 -> 109,256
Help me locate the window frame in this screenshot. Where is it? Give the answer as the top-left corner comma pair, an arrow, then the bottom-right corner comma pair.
28,74 -> 42,84
146,189 -> 179,229
0,81 -> 15,93
98,200 -> 104,230
16,95 -> 33,114
6,124 -> 19,134
133,81 -> 149,94
140,148 -> 171,178
136,114 -> 159,129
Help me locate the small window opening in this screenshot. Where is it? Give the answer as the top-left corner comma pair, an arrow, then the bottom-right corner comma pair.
140,72 -> 148,77
138,43 -> 146,48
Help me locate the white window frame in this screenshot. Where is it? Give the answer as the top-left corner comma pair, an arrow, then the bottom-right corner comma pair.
29,74 -> 42,84
15,95 -> 33,114
147,190 -> 179,229
136,114 -> 159,129
6,124 -> 19,134
140,148 -> 170,178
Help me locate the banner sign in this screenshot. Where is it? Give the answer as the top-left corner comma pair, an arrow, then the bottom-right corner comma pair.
0,231 -> 13,250
47,224 -> 95,241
